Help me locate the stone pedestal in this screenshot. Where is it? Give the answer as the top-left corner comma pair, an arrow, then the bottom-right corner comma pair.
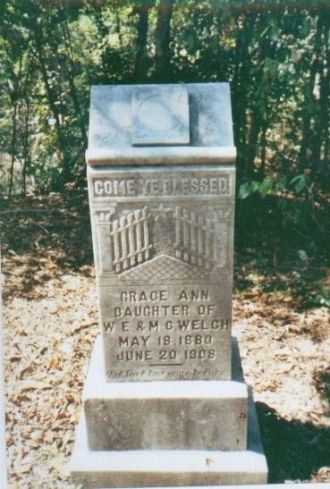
69,83 -> 268,487
70,338 -> 267,487
79,336 -> 248,452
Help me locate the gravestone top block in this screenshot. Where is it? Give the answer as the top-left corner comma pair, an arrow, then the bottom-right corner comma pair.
86,83 -> 236,166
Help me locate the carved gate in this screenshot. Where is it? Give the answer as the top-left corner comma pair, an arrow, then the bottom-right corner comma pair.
174,206 -> 221,270
107,207 -> 152,273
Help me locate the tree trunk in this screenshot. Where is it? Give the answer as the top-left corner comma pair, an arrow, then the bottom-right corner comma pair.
32,24 -> 70,185
154,0 -> 174,81
133,3 -> 152,81
61,14 -> 87,146
246,13 -> 276,179
299,14 -> 323,172
231,12 -> 260,181
8,100 -> 18,198
322,16 -> 330,170
260,117 -> 268,178
22,98 -> 31,196
312,14 -> 330,178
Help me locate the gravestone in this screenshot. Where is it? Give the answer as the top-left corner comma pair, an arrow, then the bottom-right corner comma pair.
69,83 -> 268,487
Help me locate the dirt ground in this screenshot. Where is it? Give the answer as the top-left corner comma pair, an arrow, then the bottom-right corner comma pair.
1,191 -> 330,488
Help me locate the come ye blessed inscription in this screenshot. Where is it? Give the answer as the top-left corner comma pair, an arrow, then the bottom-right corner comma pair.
89,167 -> 235,381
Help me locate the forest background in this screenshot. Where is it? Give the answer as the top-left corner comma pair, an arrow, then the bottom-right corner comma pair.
0,0 -> 329,281
0,0 -> 330,486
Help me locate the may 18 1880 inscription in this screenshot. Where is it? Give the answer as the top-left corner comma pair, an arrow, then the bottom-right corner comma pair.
89,165 -> 235,381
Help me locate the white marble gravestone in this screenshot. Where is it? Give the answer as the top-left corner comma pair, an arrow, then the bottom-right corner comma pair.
69,83 -> 268,488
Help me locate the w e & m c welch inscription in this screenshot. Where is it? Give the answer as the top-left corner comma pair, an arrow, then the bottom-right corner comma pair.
90,165 -> 235,381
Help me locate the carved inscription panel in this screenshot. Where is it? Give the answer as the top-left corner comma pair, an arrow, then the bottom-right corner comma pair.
88,166 -> 235,381
99,284 -> 231,381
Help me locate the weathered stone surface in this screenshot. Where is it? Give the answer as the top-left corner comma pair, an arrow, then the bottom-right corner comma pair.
83,336 -> 247,451
88,165 -> 235,382
132,86 -> 190,146
86,83 -> 235,166
70,82 -> 269,487
86,146 -> 236,167
70,439 -> 268,488
69,338 -> 267,488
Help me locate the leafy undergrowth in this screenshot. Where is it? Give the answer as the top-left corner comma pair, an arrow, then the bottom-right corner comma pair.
1,191 -> 330,487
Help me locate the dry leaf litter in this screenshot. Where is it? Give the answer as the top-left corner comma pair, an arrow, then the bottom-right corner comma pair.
1,193 -> 329,488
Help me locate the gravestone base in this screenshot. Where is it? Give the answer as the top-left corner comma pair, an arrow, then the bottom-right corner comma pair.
69,337 -> 268,488
83,336 -> 247,451
70,424 -> 267,488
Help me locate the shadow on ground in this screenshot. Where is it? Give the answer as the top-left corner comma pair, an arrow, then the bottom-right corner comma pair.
257,401 -> 330,482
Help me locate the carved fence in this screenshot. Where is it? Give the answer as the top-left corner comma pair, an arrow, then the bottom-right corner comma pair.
174,206 -> 223,270
97,205 -> 225,274
107,207 -> 152,273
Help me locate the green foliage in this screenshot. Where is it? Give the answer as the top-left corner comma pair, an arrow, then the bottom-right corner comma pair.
290,174 -> 309,194
0,0 -> 329,261
310,292 -> 330,308
238,177 -> 274,199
